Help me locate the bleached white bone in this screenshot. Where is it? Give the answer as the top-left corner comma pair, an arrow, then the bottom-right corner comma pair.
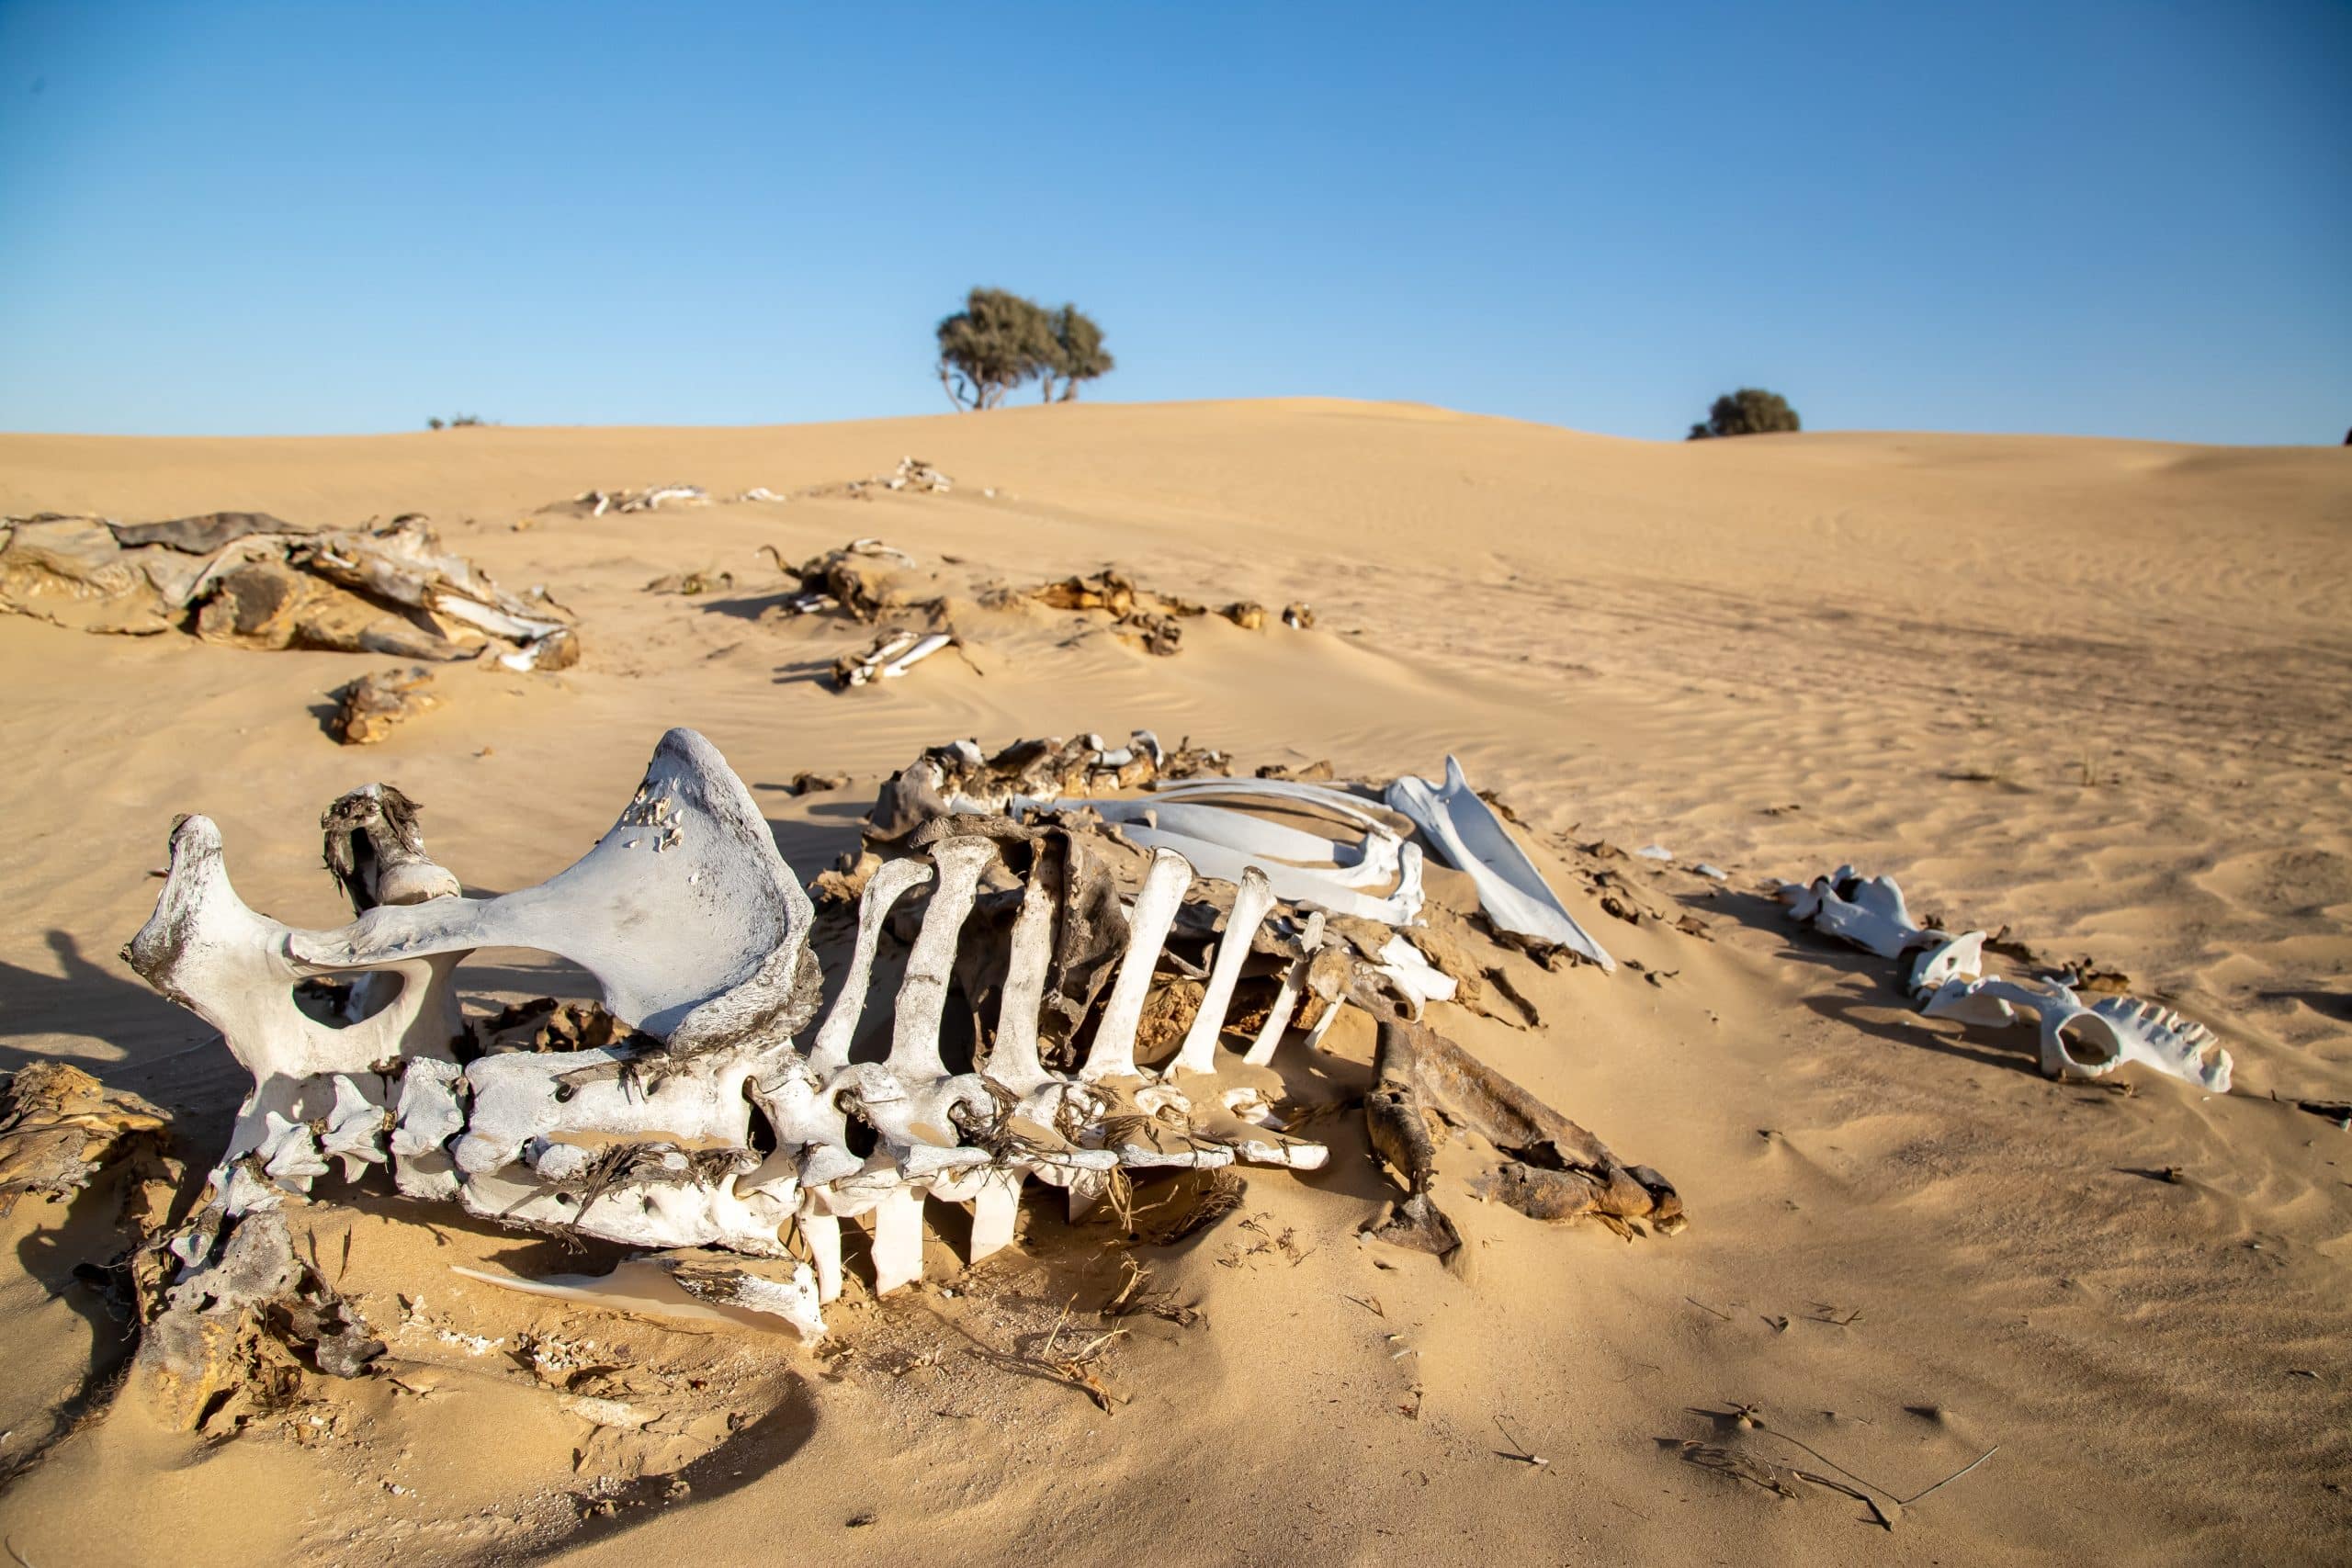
808,857 -> 933,1074
1088,820 -> 1418,924
1810,874 -> 1935,960
1170,867 -> 1276,1077
124,814 -> 463,1170
980,857 -> 1058,1094
1372,933 -> 1457,1014
1908,930 -> 1986,994
843,631 -> 954,687
1030,797 -> 1410,893
1010,789 -> 1426,925
1385,756 -> 1614,972
1081,848 -> 1194,1081
1918,975 -> 2021,1029
1920,975 -> 2232,1091
281,729 -> 816,1040
887,837 -> 994,1079
1244,910 -> 1323,1066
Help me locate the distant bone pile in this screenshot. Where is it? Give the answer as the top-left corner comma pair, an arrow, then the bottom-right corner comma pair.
119,727 -> 1680,1363
562,457 -> 956,518
1781,865 -> 2233,1091
0,510 -> 578,671
741,537 -> 1313,687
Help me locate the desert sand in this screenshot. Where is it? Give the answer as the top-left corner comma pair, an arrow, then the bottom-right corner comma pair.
0,399 -> 2346,1564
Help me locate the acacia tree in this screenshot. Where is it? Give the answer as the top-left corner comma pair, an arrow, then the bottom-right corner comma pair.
936,288 -> 1057,411
1687,388 -> 1801,439
1042,305 -> 1114,401
936,288 -> 1114,409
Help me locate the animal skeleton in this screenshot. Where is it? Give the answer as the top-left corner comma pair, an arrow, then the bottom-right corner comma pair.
126,729 -> 1680,1343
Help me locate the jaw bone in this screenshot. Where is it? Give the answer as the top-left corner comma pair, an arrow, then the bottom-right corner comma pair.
1920,976 -> 2233,1092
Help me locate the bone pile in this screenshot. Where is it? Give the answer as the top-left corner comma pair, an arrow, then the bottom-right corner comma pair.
124,729 -> 1680,1346
1781,866 -> 2233,1091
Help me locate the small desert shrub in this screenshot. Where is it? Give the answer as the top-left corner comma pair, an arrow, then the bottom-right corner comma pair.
1688,389 -> 1801,440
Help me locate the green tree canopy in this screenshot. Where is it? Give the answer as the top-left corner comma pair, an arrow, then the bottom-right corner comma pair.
1687,388 -> 1801,440
1043,304 -> 1114,402
935,288 -> 1114,409
936,288 -> 1057,411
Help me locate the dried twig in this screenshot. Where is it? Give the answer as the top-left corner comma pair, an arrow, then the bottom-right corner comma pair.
1494,1416 -> 1549,1468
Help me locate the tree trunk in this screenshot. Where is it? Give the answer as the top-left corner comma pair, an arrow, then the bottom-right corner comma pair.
938,364 -> 968,412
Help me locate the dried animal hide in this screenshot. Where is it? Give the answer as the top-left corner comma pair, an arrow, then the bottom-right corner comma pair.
0,1062 -> 174,1214
1366,1020 -> 1684,1253
780,538 -> 920,621
865,731 -> 1173,840
329,666 -> 442,745
0,511 -> 577,669
1028,567 -> 1205,655
136,1209 -> 384,1431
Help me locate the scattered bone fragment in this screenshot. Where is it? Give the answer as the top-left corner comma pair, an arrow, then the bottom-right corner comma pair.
1386,757 -> 1615,971
330,666 -> 442,745
1281,602 -> 1316,629
832,628 -> 956,689
788,771 -> 849,795
566,485 -> 707,515
1781,865 -> 2233,1092
807,457 -> 953,500
1028,567 -> 1206,650
644,567 -> 733,595
0,1061 -> 173,1213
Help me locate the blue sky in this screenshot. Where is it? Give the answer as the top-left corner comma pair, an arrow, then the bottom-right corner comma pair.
2,2 -> 2346,443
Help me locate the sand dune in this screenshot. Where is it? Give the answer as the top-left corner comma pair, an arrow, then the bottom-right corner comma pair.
1,400 -> 2346,1563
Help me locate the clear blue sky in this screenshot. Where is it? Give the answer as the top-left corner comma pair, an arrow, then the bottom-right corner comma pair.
2,1 -> 2346,444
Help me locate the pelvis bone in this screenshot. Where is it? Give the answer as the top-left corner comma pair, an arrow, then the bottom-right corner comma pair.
127,729 -> 1679,1341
